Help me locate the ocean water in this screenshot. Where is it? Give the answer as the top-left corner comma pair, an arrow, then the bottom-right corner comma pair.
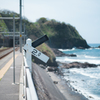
56,44 -> 100,100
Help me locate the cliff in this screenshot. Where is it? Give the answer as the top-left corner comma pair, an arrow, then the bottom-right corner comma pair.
35,18 -> 90,49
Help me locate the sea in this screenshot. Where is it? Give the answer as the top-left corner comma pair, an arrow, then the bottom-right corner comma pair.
56,44 -> 100,100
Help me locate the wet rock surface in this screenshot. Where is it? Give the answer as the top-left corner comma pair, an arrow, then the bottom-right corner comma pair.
59,62 -> 98,69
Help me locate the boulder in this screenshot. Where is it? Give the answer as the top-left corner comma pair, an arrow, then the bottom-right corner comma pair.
46,67 -> 58,72
98,45 -> 100,48
60,62 -> 98,69
76,47 -> 85,49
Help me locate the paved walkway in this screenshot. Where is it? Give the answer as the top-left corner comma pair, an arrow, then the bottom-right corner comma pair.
0,49 -> 23,100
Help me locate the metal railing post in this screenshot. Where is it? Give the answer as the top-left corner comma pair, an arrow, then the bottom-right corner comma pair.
26,38 -> 32,72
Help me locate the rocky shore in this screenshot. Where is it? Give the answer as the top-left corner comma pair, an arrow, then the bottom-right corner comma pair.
52,48 -> 98,69
57,62 -> 98,69
33,63 -> 88,100
32,48 -> 99,100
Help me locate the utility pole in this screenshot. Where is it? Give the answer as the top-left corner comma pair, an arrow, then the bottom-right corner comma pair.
13,15 -> 15,84
24,23 -> 25,44
20,0 -> 22,52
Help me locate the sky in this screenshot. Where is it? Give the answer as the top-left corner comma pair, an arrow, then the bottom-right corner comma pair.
0,0 -> 100,43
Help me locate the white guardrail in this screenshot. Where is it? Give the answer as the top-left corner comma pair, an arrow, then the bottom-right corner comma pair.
23,45 -> 38,100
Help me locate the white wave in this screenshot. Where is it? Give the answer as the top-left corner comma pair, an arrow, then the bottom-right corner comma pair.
59,49 -> 71,51
95,48 -> 100,49
64,69 -> 100,100
70,82 -> 100,100
76,54 -> 100,59
69,67 -> 100,79
85,55 -> 99,59
86,47 -> 100,50
72,70 -> 99,79
64,75 -> 100,100
72,47 -> 76,50
59,47 -> 76,52
86,48 -> 93,50
56,57 -> 100,64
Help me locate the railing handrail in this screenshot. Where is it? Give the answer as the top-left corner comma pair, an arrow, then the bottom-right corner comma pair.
26,68 -> 38,100
23,47 -> 38,100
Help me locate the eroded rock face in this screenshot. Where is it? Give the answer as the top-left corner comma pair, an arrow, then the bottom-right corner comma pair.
50,38 -> 90,49
60,62 -> 97,69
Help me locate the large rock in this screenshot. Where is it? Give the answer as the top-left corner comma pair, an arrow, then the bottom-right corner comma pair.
49,37 -> 90,49
98,45 -> 100,48
60,62 -> 97,69
46,66 -> 58,72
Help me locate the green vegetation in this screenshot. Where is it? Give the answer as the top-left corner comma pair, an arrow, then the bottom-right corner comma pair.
36,43 -> 55,63
0,14 -> 9,37
34,18 -> 89,48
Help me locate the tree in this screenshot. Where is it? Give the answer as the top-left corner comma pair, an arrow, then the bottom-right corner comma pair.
37,17 -> 48,24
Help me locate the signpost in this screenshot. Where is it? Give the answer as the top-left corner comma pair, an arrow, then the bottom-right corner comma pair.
23,35 -> 49,72
32,35 -> 49,48
24,43 -> 49,63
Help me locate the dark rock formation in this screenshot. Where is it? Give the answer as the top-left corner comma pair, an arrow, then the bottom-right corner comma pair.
49,38 -> 90,49
98,45 -> 100,48
60,62 -> 98,69
76,47 -> 86,49
46,67 -> 58,72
